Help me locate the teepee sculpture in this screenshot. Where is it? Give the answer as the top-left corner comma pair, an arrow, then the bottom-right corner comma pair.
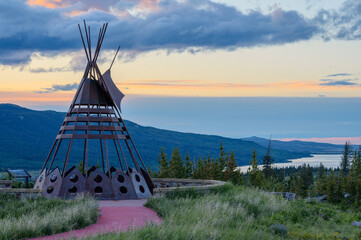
34,21 -> 155,199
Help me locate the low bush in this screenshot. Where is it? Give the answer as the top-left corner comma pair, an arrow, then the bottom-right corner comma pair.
0,194 -> 99,239
87,184 -> 361,240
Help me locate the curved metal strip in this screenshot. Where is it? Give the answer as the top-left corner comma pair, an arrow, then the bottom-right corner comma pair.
102,69 -> 124,112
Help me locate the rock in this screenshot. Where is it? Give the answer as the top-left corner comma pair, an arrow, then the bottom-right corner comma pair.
270,223 -> 287,235
285,192 -> 296,201
352,221 -> 361,227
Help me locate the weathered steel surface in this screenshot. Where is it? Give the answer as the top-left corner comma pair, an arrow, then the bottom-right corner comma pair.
86,168 -> 114,199
42,168 -> 62,199
35,21 -> 154,200
34,169 -> 46,190
111,169 -> 137,199
60,166 -> 86,199
102,69 -> 124,112
130,168 -> 152,199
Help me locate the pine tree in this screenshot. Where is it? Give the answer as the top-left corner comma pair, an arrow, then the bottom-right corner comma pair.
185,151 -> 193,178
224,151 -> 237,182
248,149 -> 264,188
218,141 -> 227,180
193,157 -> 203,179
350,148 -> 361,178
340,141 -> 352,177
262,137 -> 274,179
169,147 -> 186,178
318,163 -> 325,179
158,147 -> 169,178
277,168 -> 285,182
326,170 -> 337,203
77,160 -> 85,174
296,176 -> 307,197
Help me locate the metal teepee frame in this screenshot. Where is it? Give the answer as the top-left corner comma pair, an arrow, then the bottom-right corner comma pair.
34,21 -> 154,200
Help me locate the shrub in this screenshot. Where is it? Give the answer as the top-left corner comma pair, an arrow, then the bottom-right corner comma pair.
0,194 -> 99,239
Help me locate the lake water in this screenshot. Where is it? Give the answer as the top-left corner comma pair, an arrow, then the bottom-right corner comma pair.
237,154 -> 342,173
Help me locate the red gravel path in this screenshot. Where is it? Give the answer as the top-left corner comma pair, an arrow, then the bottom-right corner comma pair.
29,199 -> 162,240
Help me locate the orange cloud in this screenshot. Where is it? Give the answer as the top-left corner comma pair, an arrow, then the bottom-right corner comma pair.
28,0 -> 63,8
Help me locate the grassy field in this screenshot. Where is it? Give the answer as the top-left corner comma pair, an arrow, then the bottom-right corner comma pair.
0,194 -> 99,239
87,184 -> 361,240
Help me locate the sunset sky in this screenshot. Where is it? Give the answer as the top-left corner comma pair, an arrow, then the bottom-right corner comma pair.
1,0 -> 361,143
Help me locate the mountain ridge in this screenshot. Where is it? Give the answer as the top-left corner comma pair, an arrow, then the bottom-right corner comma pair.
0,103 -> 341,170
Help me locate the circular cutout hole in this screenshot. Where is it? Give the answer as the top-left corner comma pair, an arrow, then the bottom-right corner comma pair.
117,175 -> 125,183
47,186 -> 54,194
93,175 -> 102,183
120,186 -> 128,194
139,185 -> 145,193
39,176 -> 43,182
69,186 -> 77,193
70,175 -> 78,183
95,186 -> 103,193
135,174 -> 141,182
50,175 -> 57,183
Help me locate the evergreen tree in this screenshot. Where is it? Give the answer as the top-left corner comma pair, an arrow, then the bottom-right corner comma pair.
296,176 -> 307,197
277,168 -> 285,182
224,151 -> 237,182
340,141 -> 352,177
248,149 -> 264,188
262,137 -> 274,179
288,175 -> 297,193
77,160 -> 85,174
350,147 -> 361,178
185,151 -> 193,178
326,170 -> 337,203
318,163 -> 325,179
158,147 -> 169,178
193,157 -> 204,179
218,141 -> 227,180
299,164 -> 313,190
169,147 -> 186,178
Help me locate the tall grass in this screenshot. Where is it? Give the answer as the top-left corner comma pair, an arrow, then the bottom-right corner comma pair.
87,184 -> 361,240
0,194 -> 99,239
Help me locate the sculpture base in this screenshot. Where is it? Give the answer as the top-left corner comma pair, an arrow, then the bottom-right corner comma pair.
34,166 -> 153,200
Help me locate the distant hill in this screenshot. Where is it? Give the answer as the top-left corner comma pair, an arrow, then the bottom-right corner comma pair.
0,104 -> 312,170
243,136 -> 345,154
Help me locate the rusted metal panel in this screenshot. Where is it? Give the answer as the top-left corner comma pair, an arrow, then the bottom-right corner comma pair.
71,108 -> 115,114
64,116 -> 118,122
102,69 -> 124,112
60,125 -> 122,131
111,169 -> 137,199
56,134 -> 126,140
34,168 -> 46,190
86,168 -> 114,199
42,168 -> 63,199
129,168 -> 152,199
60,166 -> 86,199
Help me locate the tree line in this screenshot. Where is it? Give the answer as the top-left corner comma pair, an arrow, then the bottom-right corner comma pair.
149,142 -> 244,185
151,141 -> 361,206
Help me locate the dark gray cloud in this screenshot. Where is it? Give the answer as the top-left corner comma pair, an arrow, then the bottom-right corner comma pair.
320,78 -> 359,82
0,0 -> 318,65
35,83 -> 78,93
1,0 -> 361,67
326,73 -> 353,77
319,79 -> 359,86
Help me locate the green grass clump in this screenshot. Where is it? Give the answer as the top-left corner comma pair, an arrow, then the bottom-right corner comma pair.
86,184 -> 361,240
0,194 -> 99,239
